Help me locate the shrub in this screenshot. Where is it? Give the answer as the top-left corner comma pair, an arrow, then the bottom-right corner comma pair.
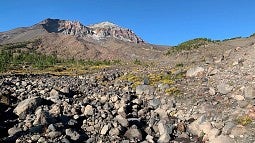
175,63 -> 184,67
134,59 -> 142,65
166,38 -> 214,55
236,115 -> 252,126
222,36 -> 242,41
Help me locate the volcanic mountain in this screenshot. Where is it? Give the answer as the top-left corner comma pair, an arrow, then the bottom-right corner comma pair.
0,18 -> 166,60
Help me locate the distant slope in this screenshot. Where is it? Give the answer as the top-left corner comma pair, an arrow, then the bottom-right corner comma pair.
0,18 -> 166,61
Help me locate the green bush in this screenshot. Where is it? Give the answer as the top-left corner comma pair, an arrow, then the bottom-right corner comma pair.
0,50 -> 12,71
166,38 -> 215,55
222,36 -> 242,41
0,50 -> 58,71
134,59 -> 142,65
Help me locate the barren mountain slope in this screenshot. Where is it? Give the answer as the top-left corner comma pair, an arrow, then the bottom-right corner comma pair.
0,18 -> 167,61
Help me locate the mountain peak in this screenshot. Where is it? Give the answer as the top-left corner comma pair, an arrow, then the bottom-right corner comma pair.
88,21 -> 144,43
34,18 -> 144,43
89,21 -> 119,29
39,18 -> 60,24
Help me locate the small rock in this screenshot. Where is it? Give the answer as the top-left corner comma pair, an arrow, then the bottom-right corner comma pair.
68,119 -> 78,126
109,128 -> 120,136
49,89 -> 60,102
144,126 -> 152,135
146,135 -> 154,143
158,133 -> 171,143
177,122 -> 186,132
223,49 -> 232,59
118,106 -> 127,118
188,115 -> 206,135
232,61 -> 239,66
50,89 -> 59,97
136,85 -> 155,95
73,115 -> 79,120
158,120 -> 171,135
214,56 -> 223,63
111,96 -> 118,103
33,108 -> 51,125
49,104 -> 61,116
8,126 -> 22,136
158,83 -> 170,92
244,86 -> 255,99
149,98 -> 161,108
217,83 -> 233,95
232,94 -> 244,101
209,87 -> 216,95
48,124 -> 56,131
60,86 -> 70,94
238,100 -> 249,108
38,137 -> 46,143
122,86 -> 130,92
21,81 -> 28,87
186,66 -> 205,77
65,128 -> 80,141
31,135 -> 40,141
154,108 -> 168,119
100,96 -> 108,104
47,131 -> 62,138
61,137 -> 71,143
116,115 -> 129,127
142,76 -> 150,85
84,105 -> 94,116
222,122 -> 235,135
208,67 -> 219,76
124,125 -> 143,141
100,124 -> 109,135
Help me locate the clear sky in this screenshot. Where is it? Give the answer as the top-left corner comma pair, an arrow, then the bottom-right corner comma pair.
1,0 -> 255,45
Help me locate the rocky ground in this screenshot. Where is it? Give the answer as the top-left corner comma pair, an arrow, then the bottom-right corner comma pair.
0,66 -> 254,143
1,39 -> 255,143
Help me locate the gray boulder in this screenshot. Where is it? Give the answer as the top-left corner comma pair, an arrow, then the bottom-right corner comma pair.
8,126 -> 22,136
116,115 -> 129,127
136,85 -> 155,95
14,97 -> 43,116
65,128 -> 80,141
124,125 -> 143,141
100,124 -> 110,135
186,66 -> 205,77
84,105 -> 94,116
244,86 -> 255,99
33,108 -> 52,125
217,83 -> 233,95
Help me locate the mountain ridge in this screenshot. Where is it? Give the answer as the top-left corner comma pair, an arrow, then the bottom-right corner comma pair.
35,18 -> 144,43
0,18 -> 165,61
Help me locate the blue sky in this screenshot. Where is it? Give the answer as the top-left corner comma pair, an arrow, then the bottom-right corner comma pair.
1,0 -> 255,45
